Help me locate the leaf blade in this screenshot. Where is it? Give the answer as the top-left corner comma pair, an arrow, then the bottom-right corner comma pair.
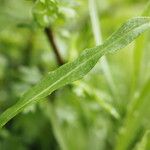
0,17 -> 150,129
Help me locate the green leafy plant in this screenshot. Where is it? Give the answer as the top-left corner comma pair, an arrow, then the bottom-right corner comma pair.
0,0 -> 150,150
0,16 -> 150,129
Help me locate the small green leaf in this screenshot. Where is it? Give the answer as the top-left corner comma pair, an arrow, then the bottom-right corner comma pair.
0,17 -> 150,129
33,0 -> 58,27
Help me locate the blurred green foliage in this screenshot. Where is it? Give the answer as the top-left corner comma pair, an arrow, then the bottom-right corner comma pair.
0,0 -> 150,150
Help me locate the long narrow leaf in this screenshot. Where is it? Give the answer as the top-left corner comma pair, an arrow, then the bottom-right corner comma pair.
0,17 -> 150,129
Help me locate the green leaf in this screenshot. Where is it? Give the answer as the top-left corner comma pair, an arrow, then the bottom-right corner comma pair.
115,78 -> 150,150
131,0 -> 150,96
115,3 -> 150,150
33,0 -> 58,27
0,17 -> 150,129
134,130 -> 150,150
74,81 -> 120,119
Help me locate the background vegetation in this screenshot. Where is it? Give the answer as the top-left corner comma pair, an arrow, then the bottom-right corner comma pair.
0,0 -> 150,150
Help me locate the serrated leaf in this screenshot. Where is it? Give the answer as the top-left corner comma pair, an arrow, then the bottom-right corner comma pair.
0,17 -> 150,129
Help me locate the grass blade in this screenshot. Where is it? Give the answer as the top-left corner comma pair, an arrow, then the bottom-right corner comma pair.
115,78 -> 150,150
135,130 -> 150,150
88,0 -> 117,98
0,17 -> 150,129
131,0 -> 150,97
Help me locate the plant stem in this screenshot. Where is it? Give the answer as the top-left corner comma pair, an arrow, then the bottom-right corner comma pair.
44,27 -> 64,66
44,27 -> 66,149
88,0 -> 102,45
88,0 -> 118,99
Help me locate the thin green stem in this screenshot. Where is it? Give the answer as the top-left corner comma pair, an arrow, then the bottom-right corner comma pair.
88,0 -> 118,99
88,0 -> 102,45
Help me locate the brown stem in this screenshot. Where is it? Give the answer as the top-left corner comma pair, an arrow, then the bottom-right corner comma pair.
44,27 -> 64,66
